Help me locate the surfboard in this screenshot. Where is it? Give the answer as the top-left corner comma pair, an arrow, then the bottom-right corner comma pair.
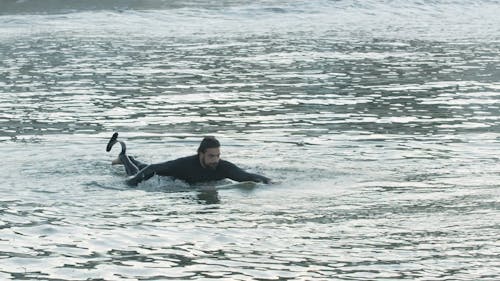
199,181 -> 257,191
155,181 -> 258,192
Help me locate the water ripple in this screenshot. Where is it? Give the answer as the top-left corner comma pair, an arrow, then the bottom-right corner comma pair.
1,1 -> 499,280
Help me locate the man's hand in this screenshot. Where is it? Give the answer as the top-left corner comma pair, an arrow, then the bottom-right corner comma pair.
261,176 -> 272,184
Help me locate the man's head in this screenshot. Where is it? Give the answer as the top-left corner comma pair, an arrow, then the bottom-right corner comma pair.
198,136 -> 221,170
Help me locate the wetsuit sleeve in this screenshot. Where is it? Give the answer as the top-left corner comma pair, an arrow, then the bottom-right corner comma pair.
126,161 -> 177,186
223,161 -> 271,184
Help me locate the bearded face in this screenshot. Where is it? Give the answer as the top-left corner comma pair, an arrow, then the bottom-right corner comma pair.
200,147 -> 220,170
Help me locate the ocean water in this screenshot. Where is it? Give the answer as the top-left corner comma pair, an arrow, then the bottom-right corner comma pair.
1,0 -> 499,280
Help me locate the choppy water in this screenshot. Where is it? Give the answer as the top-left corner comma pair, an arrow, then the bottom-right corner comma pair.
1,0 -> 499,280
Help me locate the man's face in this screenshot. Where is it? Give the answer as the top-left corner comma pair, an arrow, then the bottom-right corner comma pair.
200,147 -> 220,170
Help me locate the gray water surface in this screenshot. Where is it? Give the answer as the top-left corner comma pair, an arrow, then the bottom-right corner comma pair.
1,1 -> 499,280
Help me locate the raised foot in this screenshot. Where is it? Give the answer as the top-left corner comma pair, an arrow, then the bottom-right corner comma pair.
106,132 -> 119,152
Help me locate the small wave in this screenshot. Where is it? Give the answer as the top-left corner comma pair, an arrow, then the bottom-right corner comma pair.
3,0 -> 500,16
0,0 -> 183,15
0,0 -> 316,15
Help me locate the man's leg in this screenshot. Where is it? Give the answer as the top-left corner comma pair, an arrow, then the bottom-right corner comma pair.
129,156 -> 148,170
111,155 -> 147,169
106,133 -> 141,176
116,145 -> 140,176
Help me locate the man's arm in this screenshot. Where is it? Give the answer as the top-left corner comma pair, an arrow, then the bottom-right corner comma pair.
223,161 -> 271,184
126,161 -> 175,186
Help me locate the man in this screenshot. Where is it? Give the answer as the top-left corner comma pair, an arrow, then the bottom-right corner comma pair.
106,132 -> 271,186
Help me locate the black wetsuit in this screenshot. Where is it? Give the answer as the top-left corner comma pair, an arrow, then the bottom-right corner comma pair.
121,154 -> 270,186
106,133 -> 270,186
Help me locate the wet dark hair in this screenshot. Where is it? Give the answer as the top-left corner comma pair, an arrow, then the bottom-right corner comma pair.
197,136 -> 220,154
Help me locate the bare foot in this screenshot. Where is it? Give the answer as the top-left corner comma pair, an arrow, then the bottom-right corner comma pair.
111,157 -> 122,165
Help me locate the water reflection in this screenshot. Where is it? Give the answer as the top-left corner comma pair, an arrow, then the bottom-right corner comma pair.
1,35 -> 498,140
1,1 -> 499,280
195,190 -> 220,205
